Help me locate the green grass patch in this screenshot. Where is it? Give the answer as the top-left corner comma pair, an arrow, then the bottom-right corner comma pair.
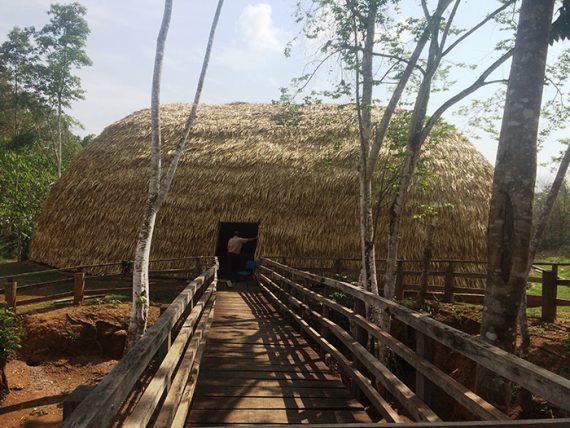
534,256 -> 570,279
0,261 -> 67,284
527,283 -> 570,300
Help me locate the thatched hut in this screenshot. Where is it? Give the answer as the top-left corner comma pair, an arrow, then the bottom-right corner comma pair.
30,103 -> 492,271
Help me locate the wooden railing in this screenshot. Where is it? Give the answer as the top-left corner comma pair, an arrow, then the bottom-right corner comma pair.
0,256 -> 215,310
62,262 -> 218,428
267,256 -> 570,322
259,258 -> 570,425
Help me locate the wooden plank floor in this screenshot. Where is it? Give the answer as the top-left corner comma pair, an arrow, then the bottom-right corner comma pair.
186,283 -> 373,426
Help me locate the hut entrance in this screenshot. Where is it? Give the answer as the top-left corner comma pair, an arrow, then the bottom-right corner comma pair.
215,222 -> 259,279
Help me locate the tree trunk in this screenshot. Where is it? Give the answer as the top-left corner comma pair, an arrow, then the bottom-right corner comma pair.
125,0 -> 224,349
125,0 -> 173,350
383,1 -> 446,301
418,222 -> 435,307
476,0 -> 554,410
518,143 -> 570,356
358,2 -> 378,295
57,93 -> 62,178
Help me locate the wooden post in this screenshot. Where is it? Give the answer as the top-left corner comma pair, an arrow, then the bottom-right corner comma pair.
5,279 -> 17,310
334,259 -> 342,277
351,298 -> 368,400
394,260 -> 405,300
159,304 -> 171,360
415,330 -> 433,406
542,266 -> 558,322
63,385 -> 95,420
73,271 -> 85,306
443,261 -> 454,303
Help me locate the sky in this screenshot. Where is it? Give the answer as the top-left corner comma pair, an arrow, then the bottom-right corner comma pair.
0,0 -> 567,184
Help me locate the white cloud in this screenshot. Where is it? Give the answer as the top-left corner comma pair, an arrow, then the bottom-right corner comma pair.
237,3 -> 282,53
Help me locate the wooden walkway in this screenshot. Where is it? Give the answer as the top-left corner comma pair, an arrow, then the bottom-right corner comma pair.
186,283 -> 373,426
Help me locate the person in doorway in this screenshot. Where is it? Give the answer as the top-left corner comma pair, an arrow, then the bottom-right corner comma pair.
227,231 -> 256,287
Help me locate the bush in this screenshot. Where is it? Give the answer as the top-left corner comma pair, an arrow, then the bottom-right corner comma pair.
0,304 -> 23,397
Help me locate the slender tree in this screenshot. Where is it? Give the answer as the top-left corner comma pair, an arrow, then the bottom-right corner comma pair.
36,2 -> 91,178
125,0 -> 225,348
476,0 -> 555,410
382,0 -> 515,301
294,1 -> 515,306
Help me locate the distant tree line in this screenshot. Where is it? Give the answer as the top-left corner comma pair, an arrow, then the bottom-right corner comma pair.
0,2 -> 91,261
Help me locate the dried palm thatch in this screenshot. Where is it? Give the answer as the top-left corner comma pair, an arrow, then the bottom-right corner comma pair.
30,103 -> 492,271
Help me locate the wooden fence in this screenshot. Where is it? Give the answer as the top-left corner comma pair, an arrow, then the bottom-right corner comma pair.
0,256 -> 215,310
62,262 -> 217,428
259,258 -> 570,425
267,256 -> 570,322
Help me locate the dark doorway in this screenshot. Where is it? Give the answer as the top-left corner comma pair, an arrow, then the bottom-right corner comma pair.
215,222 -> 259,279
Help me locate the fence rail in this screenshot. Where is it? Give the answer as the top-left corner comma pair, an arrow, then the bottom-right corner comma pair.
62,262 -> 218,428
259,258 -> 570,425
0,256 -> 216,310
267,256 -> 570,322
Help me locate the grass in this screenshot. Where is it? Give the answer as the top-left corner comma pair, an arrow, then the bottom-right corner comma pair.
1,261 -> 185,315
0,260 -> 67,284
534,255 -> 570,279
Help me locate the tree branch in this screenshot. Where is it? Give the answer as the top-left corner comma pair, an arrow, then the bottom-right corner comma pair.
439,0 -> 461,52
421,49 -> 514,141
157,0 -> 224,205
365,0 -> 454,177
443,0 -> 516,57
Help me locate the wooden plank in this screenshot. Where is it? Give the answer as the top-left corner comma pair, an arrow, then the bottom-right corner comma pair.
187,419 -> 570,428
261,274 -> 439,423
201,360 -> 330,372
195,377 -> 346,390
258,280 -> 401,423
202,352 -> 323,364
262,259 -> 570,411
171,304 -> 212,428
62,266 -> 216,428
186,409 -> 372,424
18,291 -> 74,306
122,283 -> 215,428
155,293 -> 216,428
194,385 -> 353,398
261,265 -> 507,421
207,330 -> 303,340
190,396 -> 365,410
200,370 -> 337,381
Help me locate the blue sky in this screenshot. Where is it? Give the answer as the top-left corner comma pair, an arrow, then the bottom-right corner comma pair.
0,0 -> 567,183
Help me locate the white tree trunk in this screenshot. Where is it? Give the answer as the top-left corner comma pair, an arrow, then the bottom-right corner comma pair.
358,3 -> 378,295
57,95 -> 62,178
125,0 -> 172,350
383,1 -> 447,301
125,0 -> 225,349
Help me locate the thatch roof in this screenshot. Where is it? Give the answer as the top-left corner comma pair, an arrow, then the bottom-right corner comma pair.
30,103 -> 493,269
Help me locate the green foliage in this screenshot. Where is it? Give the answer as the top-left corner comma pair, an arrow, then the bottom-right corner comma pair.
87,294 -> 125,306
0,304 -> 23,366
0,3 -> 90,259
36,2 -> 92,111
328,290 -> 354,308
0,137 -> 58,258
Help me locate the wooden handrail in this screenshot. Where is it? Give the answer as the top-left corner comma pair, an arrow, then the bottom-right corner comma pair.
0,256 -> 216,281
62,265 -> 216,428
260,266 -> 508,421
261,258 -> 570,412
